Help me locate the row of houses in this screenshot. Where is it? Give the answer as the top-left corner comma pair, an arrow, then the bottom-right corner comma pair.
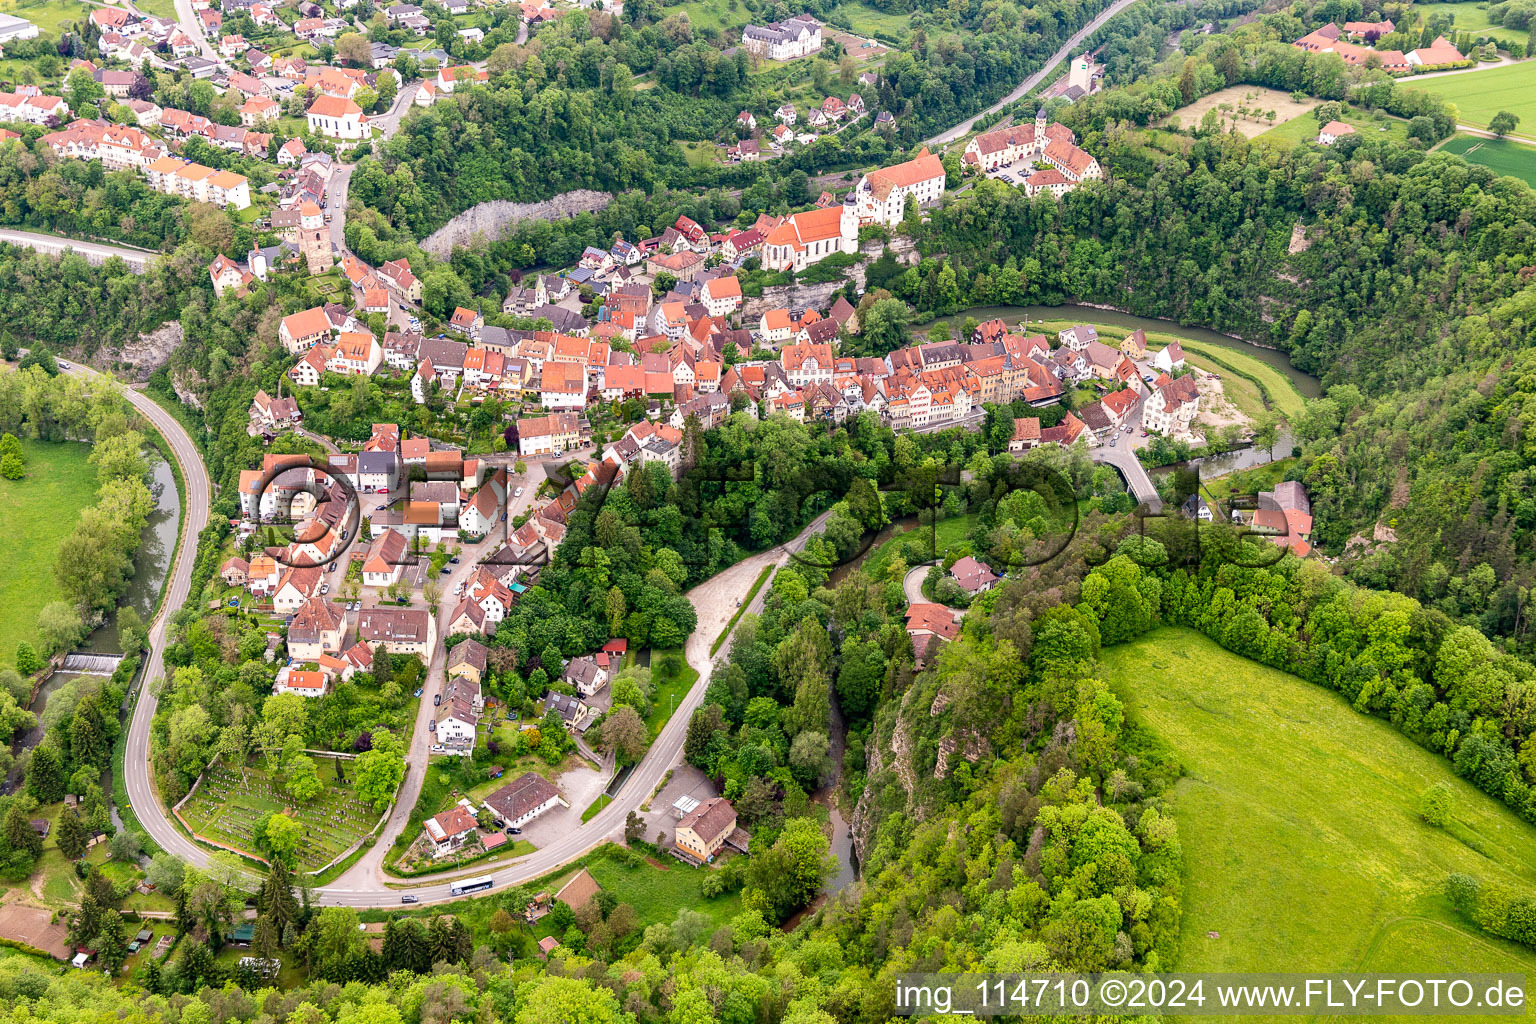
1293,22 -> 1467,71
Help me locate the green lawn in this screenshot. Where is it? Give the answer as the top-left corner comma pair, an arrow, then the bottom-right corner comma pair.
0,439 -> 98,666
0,0 -> 93,36
677,140 -> 722,168
131,0 -> 176,18
1101,628 -> 1536,984
1257,106 -> 1410,150
861,513 -> 977,582
828,1 -> 911,42
1412,0 -> 1528,50
180,757 -> 379,872
585,855 -> 742,929
1415,60 -> 1536,132
1440,132 -> 1536,186
644,649 -> 698,739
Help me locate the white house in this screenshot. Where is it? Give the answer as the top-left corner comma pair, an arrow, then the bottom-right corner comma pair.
852,149 -> 945,226
741,14 -> 821,61
307,94 -> 368,140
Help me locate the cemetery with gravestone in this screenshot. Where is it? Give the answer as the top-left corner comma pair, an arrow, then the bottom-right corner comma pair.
178,756 -> 380,873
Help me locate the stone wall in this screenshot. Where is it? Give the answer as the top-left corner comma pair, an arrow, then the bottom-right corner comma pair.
420,190 -> 615,258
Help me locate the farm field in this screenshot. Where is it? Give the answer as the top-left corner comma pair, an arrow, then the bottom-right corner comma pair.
1159,85 -> 1314,138
179,757 -> 380,873
1440,132 -> 1536,185
1413,0 -> 1527,50
1101,628 -> 1536,987
1414,60 -> 1536,130
0,439 -> 98,664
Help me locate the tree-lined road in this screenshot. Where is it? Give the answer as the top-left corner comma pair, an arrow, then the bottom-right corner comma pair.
58,364 -> 214,872
0,230 -> 157,272
925,0 -> 1141,147
100,371 -> 837,905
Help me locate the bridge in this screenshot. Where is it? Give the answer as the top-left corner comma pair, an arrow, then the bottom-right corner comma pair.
1092,446 -> 1163,512
60,652 -> 126,676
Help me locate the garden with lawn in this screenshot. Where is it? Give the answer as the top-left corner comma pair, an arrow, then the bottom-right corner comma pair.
178,757 -> 380,873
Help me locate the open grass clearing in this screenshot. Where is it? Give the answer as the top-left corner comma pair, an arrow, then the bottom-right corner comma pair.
827,1 -> 910,42
861,512 -> 977,582
1257,103 -> 1411,148
582,854 -> 742,930
1412,1 -> 1528,50
1440,132 -> 1536,186
1159,85 -> 1315,138
645,648 -> 698,739
1415,60 -> 1536,130
0,439 -> 98,666
0,0 -> 93,36
1101,627 -> 1536,992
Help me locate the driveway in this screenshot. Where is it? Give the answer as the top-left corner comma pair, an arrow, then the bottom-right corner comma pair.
516,762 -> 609,848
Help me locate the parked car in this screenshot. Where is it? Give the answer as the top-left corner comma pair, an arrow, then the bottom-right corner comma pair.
505,826 -> 521,835
439,566 -> 452,574
514,487 -> 523,497
319,583 -> 330,595
326,561 -> 336,572
412,687 -> 424,698
57,360 -> 71,369
433,694 -> 441,706
449,556 -> 459,563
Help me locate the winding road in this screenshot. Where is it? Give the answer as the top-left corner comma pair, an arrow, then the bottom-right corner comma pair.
56,366 -> 214,873
100,372 -> 835,905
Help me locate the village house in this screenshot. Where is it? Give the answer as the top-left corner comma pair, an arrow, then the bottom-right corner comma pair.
422,805 -> 479,856
356,606 -> 436,659
286,596 -> 346,660
673,796 -> 749,865
1141,373 -> 1200,435
483,772 -> 562,829
851,148 -> 945,225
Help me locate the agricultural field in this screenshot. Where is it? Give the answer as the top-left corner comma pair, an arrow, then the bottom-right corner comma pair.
1159,85 -> 1315,138
1414,60 -> 1536,131
1413,0 -> 1528,50
1440,132 -> 1536,185
179,757 -> 380,873
0,439 -> 98,663
1101,628 -> 1536,980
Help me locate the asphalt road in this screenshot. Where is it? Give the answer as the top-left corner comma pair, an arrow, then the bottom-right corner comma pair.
0,230 -> 157,272
926,0 -> 1140,147
59,366 -> 216,870
108,385 -> 834,905
170,0 -> 219,61
312,506 -> 838,906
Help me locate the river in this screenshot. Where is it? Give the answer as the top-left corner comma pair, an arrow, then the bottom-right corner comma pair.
913,303 -> 1323,399
16,449 -> 181,758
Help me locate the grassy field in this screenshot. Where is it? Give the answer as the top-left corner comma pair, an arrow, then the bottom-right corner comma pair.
1415,61 -> 1536,131
1414,0 -> 1528,50
645,649 -> 699,739
0,0 -> 94,36
677,140 -> 722,169
180,757 -> 379,872
1160,85 -> 1315,138
0,439 -> 98,665
1440,132 -> 1536,185
1258,105 -> 1411,149
828,0 -> 912,41
861,512 -> 977,581
653,0 -> 746,32
1101,628 -> 1536,986
585,855 -> 742,929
